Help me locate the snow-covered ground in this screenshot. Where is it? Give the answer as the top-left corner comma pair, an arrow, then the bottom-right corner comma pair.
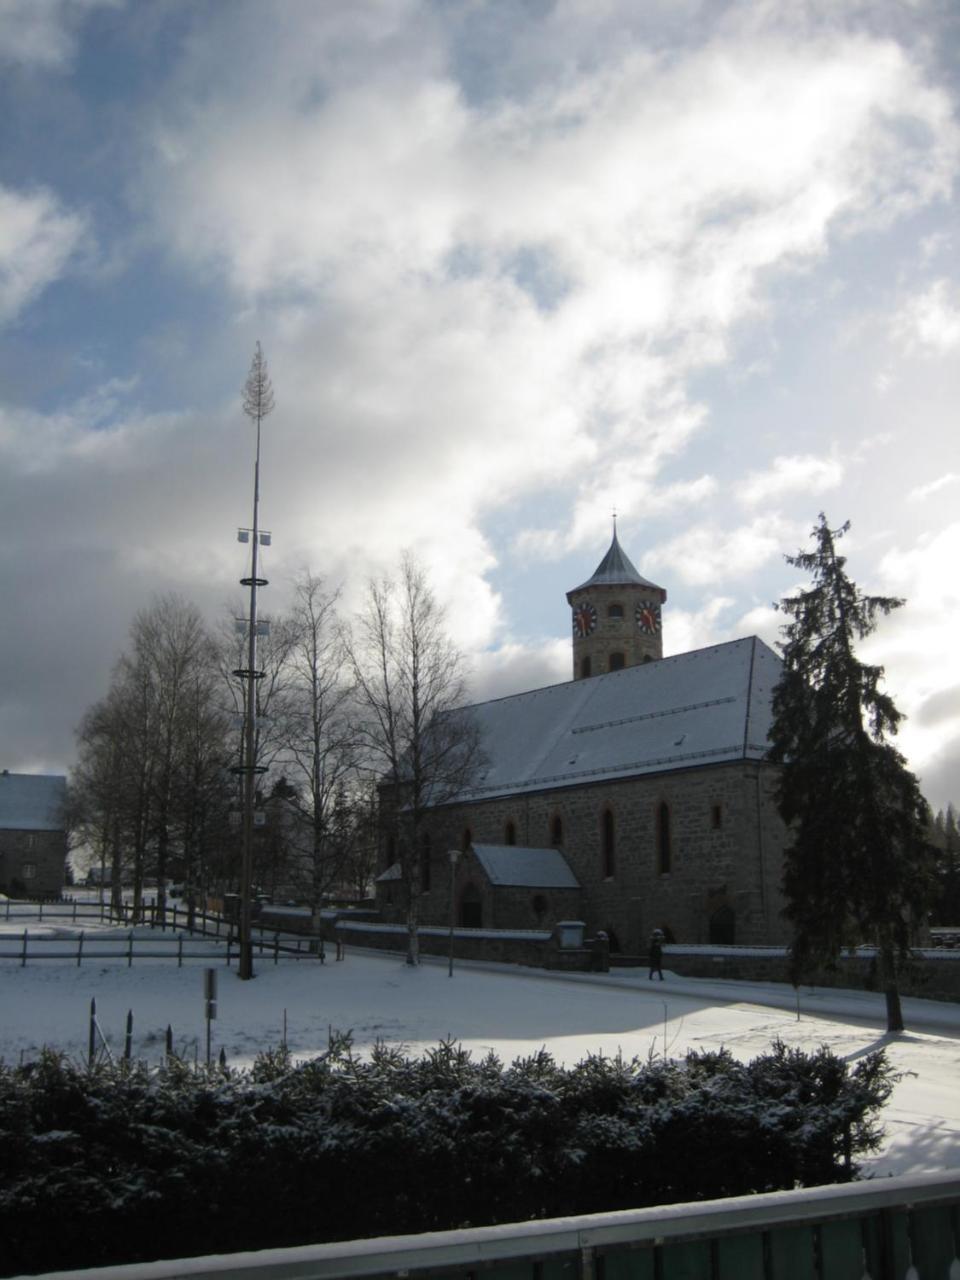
2,911 -> 959,1180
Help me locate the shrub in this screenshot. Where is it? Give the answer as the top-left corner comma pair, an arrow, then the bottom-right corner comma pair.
0,1039 -> 895,1276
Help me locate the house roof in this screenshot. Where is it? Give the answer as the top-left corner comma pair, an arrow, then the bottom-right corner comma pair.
472,844 -> 581,889
0,773 -> 66,832
449,636 -> 780,805
567,529 -> 664,596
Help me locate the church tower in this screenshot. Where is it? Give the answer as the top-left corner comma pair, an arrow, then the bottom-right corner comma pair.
566,526 -> 667,679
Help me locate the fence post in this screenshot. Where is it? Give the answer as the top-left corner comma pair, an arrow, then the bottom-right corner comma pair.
77,932 -> 84,967
89,998 -> 96,1068
73,899 -> 77,923
127,929 -> 134,967
124,1010 -> 133,1061
39,900 -> 44,921
21,930 -> 28,967
178,934 -> 183,968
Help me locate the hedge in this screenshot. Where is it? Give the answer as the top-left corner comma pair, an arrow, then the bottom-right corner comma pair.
0,1037 -> 895,1275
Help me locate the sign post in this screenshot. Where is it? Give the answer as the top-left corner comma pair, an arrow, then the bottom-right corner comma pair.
204,968 -> 217,1066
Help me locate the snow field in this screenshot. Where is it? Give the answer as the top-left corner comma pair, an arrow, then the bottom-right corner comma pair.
1,932 -> 959,1180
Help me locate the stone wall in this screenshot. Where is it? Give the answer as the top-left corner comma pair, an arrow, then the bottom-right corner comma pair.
331,919 -> 608,972
0,828 -> 66,897
400,761 -> 788,953
663,946 -> 960,1003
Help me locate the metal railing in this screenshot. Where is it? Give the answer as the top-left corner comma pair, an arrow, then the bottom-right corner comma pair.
14,1168 -> 960,1280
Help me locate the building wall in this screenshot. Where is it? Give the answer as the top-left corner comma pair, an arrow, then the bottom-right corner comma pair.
400,761 -> 788,951
0,828 -> 67,897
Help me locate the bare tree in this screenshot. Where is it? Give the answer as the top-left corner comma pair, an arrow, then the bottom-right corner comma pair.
347,554 -> 482,964
71,595 -> 231,923
280,571 -> 359,906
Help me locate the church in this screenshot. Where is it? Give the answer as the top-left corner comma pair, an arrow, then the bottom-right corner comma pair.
376,530 -> 789,952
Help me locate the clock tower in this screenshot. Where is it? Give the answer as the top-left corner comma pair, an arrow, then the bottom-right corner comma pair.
566,527 -> 667,679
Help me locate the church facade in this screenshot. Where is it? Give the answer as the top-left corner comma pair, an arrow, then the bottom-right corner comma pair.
376,532 -> 790,952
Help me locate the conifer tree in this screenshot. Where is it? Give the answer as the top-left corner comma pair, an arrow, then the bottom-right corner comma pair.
770,515 -> 935,1032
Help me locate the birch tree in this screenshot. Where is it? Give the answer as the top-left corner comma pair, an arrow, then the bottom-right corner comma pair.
348,554 -> 482,964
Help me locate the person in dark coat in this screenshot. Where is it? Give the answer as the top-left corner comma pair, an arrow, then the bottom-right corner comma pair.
648,929 -> 664,980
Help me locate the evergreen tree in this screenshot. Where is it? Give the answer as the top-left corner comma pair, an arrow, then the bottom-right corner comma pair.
770,515 -> 936,1032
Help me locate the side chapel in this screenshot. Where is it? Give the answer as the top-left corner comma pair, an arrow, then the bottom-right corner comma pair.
376,530 -> 789,951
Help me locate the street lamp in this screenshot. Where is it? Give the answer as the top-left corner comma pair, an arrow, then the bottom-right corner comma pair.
448,849 -> 461,977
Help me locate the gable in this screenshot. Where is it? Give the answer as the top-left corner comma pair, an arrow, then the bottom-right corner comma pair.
452,637 -> 780,805
472,844 -> 581,889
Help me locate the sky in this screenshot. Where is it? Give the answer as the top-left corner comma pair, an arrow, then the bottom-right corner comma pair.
1,0 -> 958,809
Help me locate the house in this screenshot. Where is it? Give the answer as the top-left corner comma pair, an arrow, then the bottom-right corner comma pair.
0,771 -> 68,898
376,530 -> 788,951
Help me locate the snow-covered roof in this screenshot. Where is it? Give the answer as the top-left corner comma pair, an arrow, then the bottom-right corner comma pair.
448,637 -> 780,805
567,530 -> 664,596
375,861 -> 403,883
0,772 -> 66,832
472,844 -> 581,889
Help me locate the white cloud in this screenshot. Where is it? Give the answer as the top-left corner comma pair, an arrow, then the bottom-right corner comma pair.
908,473 -> 960,503
865,524 -> 960,803
648,516 -> 799,586
737,454 -> 844,507
128,13 -> 956,562
663,595 -> 736,656
0,186 -> 87,323
0,0 -> 118,69
892,279 -> 960,356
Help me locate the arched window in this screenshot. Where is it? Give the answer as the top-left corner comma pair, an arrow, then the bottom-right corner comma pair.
602,808 -> 615,878
550,815 -> 563,847
657,801 -> 672,874
608,603 -> 624,619
419,832 -> 431,893
505,820 -> 517,846
462,827 -> 472,852
580,655 -> 592,678
608,651 -> 625,671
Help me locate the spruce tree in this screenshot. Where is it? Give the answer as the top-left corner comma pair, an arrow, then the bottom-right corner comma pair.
770,515 -> 935,1032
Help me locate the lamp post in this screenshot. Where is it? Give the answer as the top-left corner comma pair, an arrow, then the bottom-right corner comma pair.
448,849 -> 460,977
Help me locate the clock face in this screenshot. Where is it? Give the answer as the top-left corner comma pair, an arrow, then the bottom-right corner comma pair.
635,600 -> 662,635
572,602 -> 597,638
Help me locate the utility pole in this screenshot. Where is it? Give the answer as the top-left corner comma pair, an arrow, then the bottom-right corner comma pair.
234,342 -> 274,981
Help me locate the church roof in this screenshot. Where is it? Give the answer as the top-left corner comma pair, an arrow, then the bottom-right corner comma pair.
568,529 -> 664,596
471,844 -> 581,889
0,772 -> 66,832
448,636 -> 781,806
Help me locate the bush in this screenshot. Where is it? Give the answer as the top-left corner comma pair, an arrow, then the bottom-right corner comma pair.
0,1039 -> 895,1276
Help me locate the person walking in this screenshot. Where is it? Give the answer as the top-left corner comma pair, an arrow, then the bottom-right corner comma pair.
648,929 -> 664,980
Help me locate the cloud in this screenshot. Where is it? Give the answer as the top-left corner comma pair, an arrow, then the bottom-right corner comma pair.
0,186 -> 87,324
647,516 -> 799,586
864,523 -> 960,804
132,10 -> 957,547
892,279 -> 960,356
737,454 -> 844,507
908,473 -> 960,503
0,0 -> 118,70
